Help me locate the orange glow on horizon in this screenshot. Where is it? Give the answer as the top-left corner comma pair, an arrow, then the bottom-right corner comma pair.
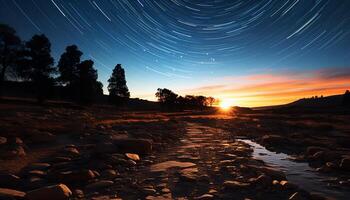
134,67 -> 350,107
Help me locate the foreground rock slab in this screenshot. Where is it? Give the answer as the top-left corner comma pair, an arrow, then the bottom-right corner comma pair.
25,184 -> 72,200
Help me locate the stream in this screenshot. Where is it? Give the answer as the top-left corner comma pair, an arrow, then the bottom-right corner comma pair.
238,139 -> 349,199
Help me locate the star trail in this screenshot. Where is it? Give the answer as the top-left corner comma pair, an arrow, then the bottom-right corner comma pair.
1,0 -> 350,106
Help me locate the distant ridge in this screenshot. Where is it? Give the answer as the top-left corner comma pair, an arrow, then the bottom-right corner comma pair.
288,94 -> 343,107
253,93 -> 347,112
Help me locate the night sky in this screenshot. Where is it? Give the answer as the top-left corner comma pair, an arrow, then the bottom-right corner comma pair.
1,0 -> 350,106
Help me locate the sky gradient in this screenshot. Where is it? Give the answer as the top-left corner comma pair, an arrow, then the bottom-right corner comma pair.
1,0 -> 349,106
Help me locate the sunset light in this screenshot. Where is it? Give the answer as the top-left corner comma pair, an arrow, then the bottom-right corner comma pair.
219,99 -> 235,110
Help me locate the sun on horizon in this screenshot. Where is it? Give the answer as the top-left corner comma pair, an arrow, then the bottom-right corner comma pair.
219,98 -> 235,110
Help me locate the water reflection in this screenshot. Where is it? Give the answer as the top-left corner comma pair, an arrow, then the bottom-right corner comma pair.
238,139 -> 349,199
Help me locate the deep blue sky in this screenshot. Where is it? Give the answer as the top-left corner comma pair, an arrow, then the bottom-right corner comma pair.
1,0 -> 349,102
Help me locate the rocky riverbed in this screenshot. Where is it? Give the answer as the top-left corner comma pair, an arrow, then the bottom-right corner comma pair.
0,102 -> 348,199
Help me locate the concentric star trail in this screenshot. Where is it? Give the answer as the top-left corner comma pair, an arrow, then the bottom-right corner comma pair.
0,0 -> 349,103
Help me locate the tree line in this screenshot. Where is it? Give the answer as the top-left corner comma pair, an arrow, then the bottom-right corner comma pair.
155,88 -> 216,110
0,24 -> 129,104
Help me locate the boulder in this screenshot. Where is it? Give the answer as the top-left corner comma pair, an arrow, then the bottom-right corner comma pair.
25,184 -> 72,200
0,188 -> 25,199
113,139 -> 152,155
85,180 -> 114,191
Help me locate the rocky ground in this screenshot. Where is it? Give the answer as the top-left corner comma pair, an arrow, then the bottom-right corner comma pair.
187,109 -> 350,191
0,100 -> 348,199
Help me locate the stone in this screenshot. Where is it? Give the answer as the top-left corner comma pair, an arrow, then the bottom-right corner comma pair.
100,169 -> 119,179
194,194 -> 214,199
28,170 -> 46,176
9,145 -> 26,157
142,188 -> 156,195
28,163 -> 51,170
25,184 -> 72,200
113,139 -> 152,155
223,181 -> 251,190
57,170 -> 95,183
280,180 -> 298,190
85,181 -> 114,190
0,137 -> 7,145
340,158 -> 350,171
0,188 -> 25,199
73,189 -> 84,198
63,147 -> 80,156
161,188 -> 170,193
125,153 -> 140,161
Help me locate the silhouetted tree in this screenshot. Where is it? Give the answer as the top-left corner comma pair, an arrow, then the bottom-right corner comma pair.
57,45 -> 82,99
57,45 -> 82,85
156,88 -> 178,105
206,97 -> 216,107
19,34 -> 55,103
0,24 -> 22,96
343,90 -> 350,106
76,60 -> 102,104
108,64 -> 130,104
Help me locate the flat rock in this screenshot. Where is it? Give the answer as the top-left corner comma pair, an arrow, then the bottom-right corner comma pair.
85,180 -> 114,190
125,153 -> 140,161
223,181 -> 251,190
27,163 -> 51,170
25,184 -> 72,200
0,188 -> 25,199
150,161 -> 196,172
194,194 -> 214,199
